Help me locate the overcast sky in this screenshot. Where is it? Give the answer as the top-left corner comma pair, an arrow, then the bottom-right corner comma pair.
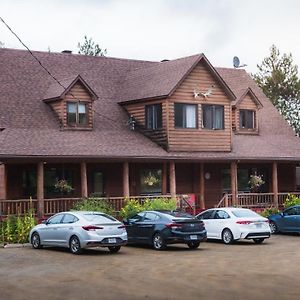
1,0 -> 300,73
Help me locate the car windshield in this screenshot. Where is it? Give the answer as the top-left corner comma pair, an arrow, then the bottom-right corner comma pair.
231,209 -> 260,218
83,213 -> 117,223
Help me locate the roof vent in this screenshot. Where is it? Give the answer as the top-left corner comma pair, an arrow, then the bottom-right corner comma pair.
160,59 -> 169,62
62,50 -> 72,54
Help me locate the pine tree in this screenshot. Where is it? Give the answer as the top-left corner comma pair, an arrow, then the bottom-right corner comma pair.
77,36 -> 107,56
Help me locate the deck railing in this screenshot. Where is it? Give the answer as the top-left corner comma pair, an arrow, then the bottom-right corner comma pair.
217,192 -> 300,208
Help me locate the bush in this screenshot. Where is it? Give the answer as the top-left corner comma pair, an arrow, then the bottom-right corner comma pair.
260,207 -> 280,218
72,198 -> 114,215
0,208 -> 37,244
283,194 -> 300,208
120,197 -> 177,219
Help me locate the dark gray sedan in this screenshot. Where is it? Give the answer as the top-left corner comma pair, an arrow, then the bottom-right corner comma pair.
29,211 -> 127,254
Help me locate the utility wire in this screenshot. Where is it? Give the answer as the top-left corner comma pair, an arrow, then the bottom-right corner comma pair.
0,16 -> 123,127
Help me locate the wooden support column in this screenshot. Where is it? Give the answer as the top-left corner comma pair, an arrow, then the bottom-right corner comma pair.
162,162 -> 167,195
0,163 -> 7,200
81,162 -> 88,198
123,162 -> 130,198
272,162 -> 279,207
169,161 -> 176,198
199,163 -> 205,209
231,161 -> 238,206
37,162 -> 44,218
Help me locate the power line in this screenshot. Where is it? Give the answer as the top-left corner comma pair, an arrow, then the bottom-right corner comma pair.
0,16 -> 123,128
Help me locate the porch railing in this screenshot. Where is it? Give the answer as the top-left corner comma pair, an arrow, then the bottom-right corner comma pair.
217,192 -> 300,208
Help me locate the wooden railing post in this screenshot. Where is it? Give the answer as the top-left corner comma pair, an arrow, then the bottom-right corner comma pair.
199,163 -> 205,209
162,162 -> 167,194
37,162 -> 44,218
169,161 -> 176,198
272,162 -> 279,207
80,162 -> 88,198
123,162 -> 130,198
231,161 -> 238,206
0,163 -> 7,200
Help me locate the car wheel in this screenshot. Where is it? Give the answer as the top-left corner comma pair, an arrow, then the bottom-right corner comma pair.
187,241 -> 200,249
69,236 -> 82,255
269,221 -> 278,234
222,229 -> 234,245
31,232 -> 43,249
152,233 -> 166,250
108,246 -> 121,253
253,238 -> 265,244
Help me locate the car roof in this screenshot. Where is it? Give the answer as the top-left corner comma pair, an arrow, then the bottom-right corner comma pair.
52,211 -> 108,217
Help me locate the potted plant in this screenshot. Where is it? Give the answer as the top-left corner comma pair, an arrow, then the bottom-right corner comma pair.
54,179 -> 73,195
248,174 -> 265,192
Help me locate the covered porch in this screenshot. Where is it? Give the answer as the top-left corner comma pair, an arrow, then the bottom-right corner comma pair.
0,159 -> 299,217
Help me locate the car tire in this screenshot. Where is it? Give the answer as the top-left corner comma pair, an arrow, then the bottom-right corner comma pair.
31,232 -> 43,249
187,241 -> 200,249
222,229 -> 234,245
69,235 -> 82,255
152,233 -> 166,250
269,221 -> 278,234
253,238 -> 265,244
108,246 -> 121,253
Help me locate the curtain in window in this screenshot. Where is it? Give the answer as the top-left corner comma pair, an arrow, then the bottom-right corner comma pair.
203,105 -> 213,129
185,105 -> 196,128
78,103 -> 87,124
214,106 -> 224,129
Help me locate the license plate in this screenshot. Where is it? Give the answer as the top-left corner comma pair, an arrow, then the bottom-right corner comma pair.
255,223 -> 262,228
190,235 -> 197,240
108,238 -> 117,243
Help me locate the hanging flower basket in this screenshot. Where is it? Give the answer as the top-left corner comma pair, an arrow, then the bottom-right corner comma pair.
248,174 -> 265,192
54,179 -> 73,193
143,173 -> 159,187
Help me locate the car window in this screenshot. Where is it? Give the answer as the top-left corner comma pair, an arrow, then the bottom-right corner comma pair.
284,207 -> 300,216
231,209 -> 260,218
129,213 -> 145,222
214,210 -> 230,219
83,214 -> 117,223
162,211 -> 193,218
144,212 -> 159,221
62,214 -> 79,224
47,214 -> 64,224
197,210 -> 214,220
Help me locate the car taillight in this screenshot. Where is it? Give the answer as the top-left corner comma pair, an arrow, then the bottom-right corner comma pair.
82,225 -> 103,231
236,220 -> 253,225
264,220 -> 269,223
118,225 -> 126,229
166,223 -> 183,229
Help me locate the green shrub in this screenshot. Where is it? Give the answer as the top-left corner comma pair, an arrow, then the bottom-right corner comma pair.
0,208 -> 37,244
120,197 -> 177,219
260,207 -> 280,218
72,198 -> 114,215
284,194 -> 300,208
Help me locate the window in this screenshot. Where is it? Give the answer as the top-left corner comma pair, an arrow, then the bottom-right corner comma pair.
91,171 -> 104,197
144,212 -> 160,221
140,169 -> 162,195
83,213 -> 117,222
197,210 -> 214,220
47,214 -> 64,224
67,102 -> 88,126
174,103 -> 197,128
240,110 -> 255,129
214,210 -> 230,219
145,104 -> 162,130
202,105 -> 224,129
62,214 -> 79,224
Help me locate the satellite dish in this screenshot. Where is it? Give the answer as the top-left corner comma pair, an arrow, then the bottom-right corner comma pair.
233,56 -> 247,68
233,56 -> 240,68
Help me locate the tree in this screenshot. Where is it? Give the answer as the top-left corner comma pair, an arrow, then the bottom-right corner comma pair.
77,36 -> 107,56
253,45 -> 300,106
276,96 -> 300,136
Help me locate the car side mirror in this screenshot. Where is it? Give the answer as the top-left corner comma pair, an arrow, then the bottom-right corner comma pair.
123,218 -> 129,225
280,212 -> 284,217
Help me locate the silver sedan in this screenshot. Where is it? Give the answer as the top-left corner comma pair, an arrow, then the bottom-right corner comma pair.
29,211 -> 128,254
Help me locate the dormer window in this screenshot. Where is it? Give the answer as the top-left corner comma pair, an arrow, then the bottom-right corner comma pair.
145,104 -> 162,130
239,109 -> 255,129
67,102 -> 88,126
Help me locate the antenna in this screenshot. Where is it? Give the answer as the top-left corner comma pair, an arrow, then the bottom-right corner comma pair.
233,56 -> 247,68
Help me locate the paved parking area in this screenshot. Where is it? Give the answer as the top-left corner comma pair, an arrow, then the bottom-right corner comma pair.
0,235 -> 300,300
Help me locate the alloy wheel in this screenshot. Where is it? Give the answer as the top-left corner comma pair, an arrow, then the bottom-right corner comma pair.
70,236 -> 82,254
222,229 -> 234,244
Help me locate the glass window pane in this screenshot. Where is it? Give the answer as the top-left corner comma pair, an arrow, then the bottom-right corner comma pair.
68,113 -> 76,124
185,105 -> 196,128
78,103 -> 86,114
47,214 -> 64,224
79,113 -> 87,124
214,106 -> 224,129
174,103 -> 184,127
67,103 -> 77,113
203,105 -> 213,129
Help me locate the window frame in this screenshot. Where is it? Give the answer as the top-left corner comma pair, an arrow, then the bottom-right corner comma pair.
239,109 -> 256,130
67,101 -> 88,126
174,103 -> 198,129
145,104 -> 163,130
202,104 -> 224,130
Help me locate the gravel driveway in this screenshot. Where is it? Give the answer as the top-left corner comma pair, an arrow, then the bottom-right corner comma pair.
0,235 -> 299,300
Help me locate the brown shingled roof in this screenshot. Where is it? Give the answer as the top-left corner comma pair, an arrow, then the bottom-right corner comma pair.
0,48 -> 299,161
